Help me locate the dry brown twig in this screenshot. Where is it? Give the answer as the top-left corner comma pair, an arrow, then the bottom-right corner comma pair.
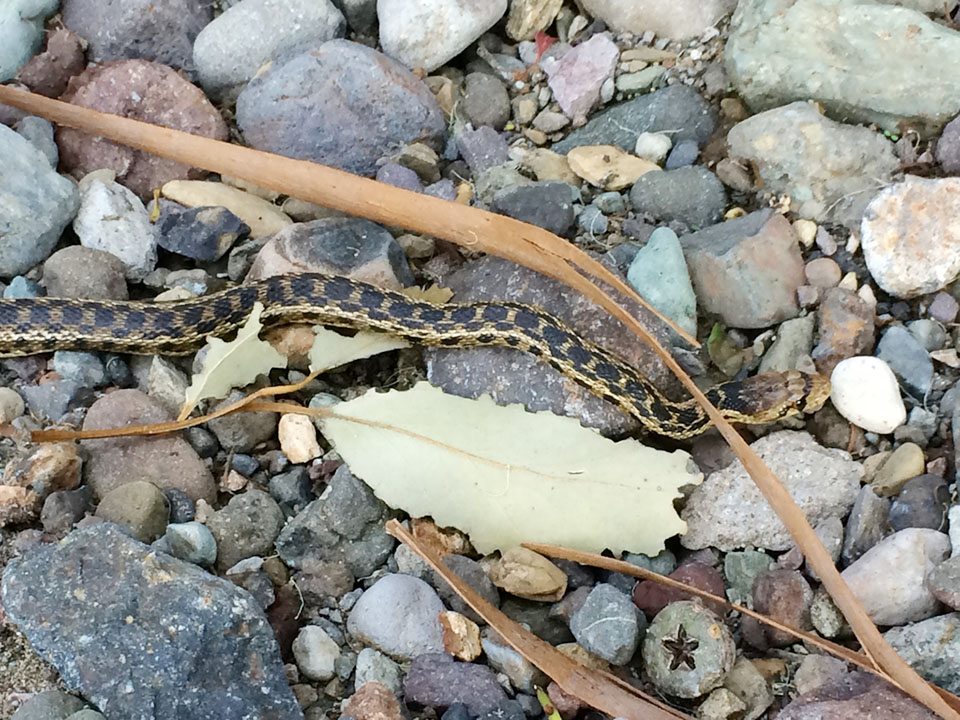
1,84 -> 957,719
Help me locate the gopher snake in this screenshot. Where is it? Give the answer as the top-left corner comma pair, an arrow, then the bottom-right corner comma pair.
0,273 -> 830,438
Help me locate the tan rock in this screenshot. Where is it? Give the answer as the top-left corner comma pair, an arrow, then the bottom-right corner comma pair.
161,180 -> 292,238
871,442 -> 925,496
439,611 -> 482,660
279,412 -> 321,464
506,0 -> 562,40
488,547 -> 567,601
518,148 -> 581,185
3,442 -> 81,496
342,682 -> 404,720
566,144 -> 660,190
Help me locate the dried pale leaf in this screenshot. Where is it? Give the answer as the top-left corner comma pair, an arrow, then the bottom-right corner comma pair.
180,302 -> 287,419
308,327 -> 410,373
401,285 -> 454,303
317,382 -> 700,554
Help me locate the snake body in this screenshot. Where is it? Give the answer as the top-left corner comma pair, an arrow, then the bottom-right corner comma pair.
0,273 -> 830,438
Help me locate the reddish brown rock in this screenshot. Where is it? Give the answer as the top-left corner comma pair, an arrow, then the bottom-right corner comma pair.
343,682 -> 404,720
16,30 -> 87,97
742,569 -> 813,649
811,287 -> 876,376
632,561 -> 725,617
57,60 -> 228,198
778,670 -> 937,720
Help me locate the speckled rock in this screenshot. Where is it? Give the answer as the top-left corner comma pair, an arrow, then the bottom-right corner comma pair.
403,653 -> 508,714
57,60 -> 228,199
777,670 -> 937,720
14,28 -> 86,98
682,431 -> 861,551
43,246 -> 129,300
0,523 -> 301,720
811,287 -> 876,375
81,390 -> 216,503
204,391 -> 278,454
237,40 -> 445,177
94,481 -> 170,542
205,489 -> 285,572
491,181 -> 576,236
630,166 -> 727,230
542,33 -> 619,123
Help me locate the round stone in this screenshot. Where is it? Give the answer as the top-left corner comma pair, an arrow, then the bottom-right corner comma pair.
830,356 -> 906,434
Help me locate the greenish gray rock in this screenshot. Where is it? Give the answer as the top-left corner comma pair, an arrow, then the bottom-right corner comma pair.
727,0 -> 960,138
642,601 -> 736,699
569,583 -> 645,665
723,550 -> 774,607
94,481 -> 170,542
627,227 -> 697,338
759,314 -> 816,373
629,166 -> 727,229
884,613 -> 960,694
206,489 -> 285,571
164,521 -> 217,566
10,690 -> 86,720
726,102 -> 898,228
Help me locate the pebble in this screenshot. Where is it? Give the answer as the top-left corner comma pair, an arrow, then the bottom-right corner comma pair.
347,574 -> 446,661
630,166 -> 727,229
726,102 -> 898,228
343,682 -> 404,720
58,61 -> 228,198
0,386 -> 25,423
1,524 -> 299,719
163,521 -> 217,566
0,124 -> 79,278
885,613 -> 960,695
680,209 -> 804,329
593,190 -> 626,214
3,275 -> 42,298
94,481 -> 170,542
759,314 -> 815,373
491,181 -> 576,235
727,0 -> 960,139
542,33 -> 619,123
532,109 -> 570,134
430,554 -> 501,624
205,489 -> 284,571
641,601 -> 736,699
876,324 -> 934,398
888,474 -> 949,532
804,257 -> 842,288
156,205 -> 250,261
870,442 -> 925,496
72,178 -> 158,281
569,583 -> 645,665
577,204 -> 607,234
488,547 -> 567,602
42,246 -> 129,300
16,115 -> 58,167
723,551 -> 775,608
682,431 -> 861,551
462,72 -> 511,130
247,217 -> 414,288
278,413 -> 322,464
741,569 -> 813,649
664,139 -> 700,169
632,561 -> 726,617
863,176 -> 960,298
634,131 -> 672,164
61,0 -> 211,73
20,379 -> 89,422
929,292 -> 959,323
566,145 -> 660,191
205,391 -> 279,453
237,40 -> 445,177
907,319 -> 946,352
377,162 -> 423,192
616,66 -> 667,95
626,227 -> 697,337
457,126 -> 511,176
697,687 -> 746,720
379,0 -> 505,72
8,689 -> 88,719
403,653 -> 507,715
193,0 -> 346,99
793,654 -> 849,696
841,527 -> 950,625
829,357 -> 906,434
294,625 -> 341,682
480,634 -> 545,693
14,28 -> 86,97
811,288 -> 876,375
53,351 -> 108,388
579,0 -> 735,40
275,464 -> 395,578
268,466 -> 313,515
355,648 -> 404,696
554,84 -> 715,154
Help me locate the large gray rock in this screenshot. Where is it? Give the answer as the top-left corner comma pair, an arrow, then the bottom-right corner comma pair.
1,524 -> 302,720
577,0 -> 736,40
727,0 -> 960,138
726,102 -> 899,228
884,613 -> 960,695
237,39 -> 446,177
0,124 -> 79,278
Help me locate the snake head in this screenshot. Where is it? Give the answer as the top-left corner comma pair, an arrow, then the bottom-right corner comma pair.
731,370 -> 832,424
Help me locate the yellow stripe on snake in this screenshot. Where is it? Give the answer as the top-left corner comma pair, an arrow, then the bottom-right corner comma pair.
0,273 -> 830,438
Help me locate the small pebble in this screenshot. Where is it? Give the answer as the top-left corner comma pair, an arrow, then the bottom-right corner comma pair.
293,625 -> 341,682
570,583 -> 645,665
804,257 -> 842,288
0,387 -> 26,423
793,219 -> 818,248
634,131 -> 672,164
830,357 -> 906,434
164,521 -> 217,566
871,442 -> 925,496
929,292 -> 959,323
278,413 -> 321,464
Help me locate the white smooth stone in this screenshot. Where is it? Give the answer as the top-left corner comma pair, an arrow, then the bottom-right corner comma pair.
830,356 -> 905,434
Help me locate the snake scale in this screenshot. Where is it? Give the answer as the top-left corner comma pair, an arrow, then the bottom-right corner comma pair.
0,272 -> 830,438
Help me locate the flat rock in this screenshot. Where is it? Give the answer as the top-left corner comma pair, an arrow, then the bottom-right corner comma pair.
424,255 -> 674,436
237,39 -> 445,177
681,431 -> 861,551
726,102 -> 898,228
777,670 -> 937,720
0,124 -> 79,278
403,653 -> 508,714
81,390 -> 216,503
629,166 -> 727,230
727,0 -> 960,139
378,0 -> 506,72
862,176 -> 960,298
626,227 -> 697,338
680,209 -> 804,329
57,60 -> 228,199
193,0 -> 346,99
542,33 -> 619,123
1,523 -> 302,720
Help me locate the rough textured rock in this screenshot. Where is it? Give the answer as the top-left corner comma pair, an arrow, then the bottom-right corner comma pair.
777,670 -> 937,720
726,102 -> 898,228
1,524 -> 302,720
682,431 -> 862,551
577,0 -> 736,40
884,613 -> 960,695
